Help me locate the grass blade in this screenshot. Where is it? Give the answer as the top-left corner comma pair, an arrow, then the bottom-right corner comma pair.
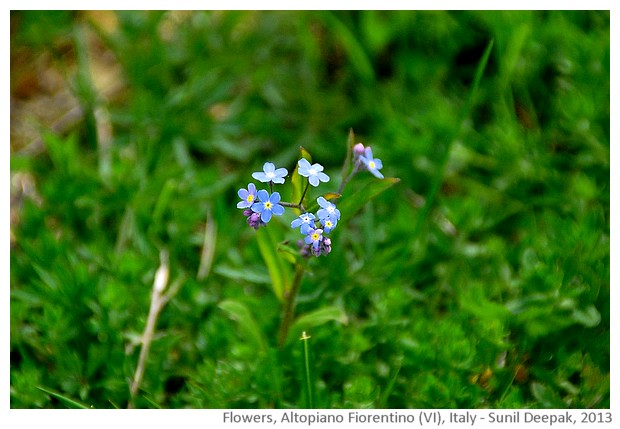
36,386 -> 91,409
411,39 -> 494,243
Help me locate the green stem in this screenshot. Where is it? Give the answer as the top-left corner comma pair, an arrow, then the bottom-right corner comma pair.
301,331 -> 314,408
277,265 -> 305,348
298,181 -> 310,206
337,169 -> 357,196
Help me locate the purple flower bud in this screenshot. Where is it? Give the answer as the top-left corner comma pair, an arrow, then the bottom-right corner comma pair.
353,143 -> 365,156
246,212 -> 263,229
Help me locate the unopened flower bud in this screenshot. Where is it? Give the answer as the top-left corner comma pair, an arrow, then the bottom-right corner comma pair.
247,212 -> 263,229
353,143 -> 365,156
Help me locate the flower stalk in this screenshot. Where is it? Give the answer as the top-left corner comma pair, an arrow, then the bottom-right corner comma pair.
277,265 -> 305,348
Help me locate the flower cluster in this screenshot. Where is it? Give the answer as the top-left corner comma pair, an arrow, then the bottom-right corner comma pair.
236,141 -> 385,258
291,196 -> 341,257
237,163 -> 288,229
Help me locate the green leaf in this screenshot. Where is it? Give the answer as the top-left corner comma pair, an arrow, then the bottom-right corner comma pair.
321,12 -> 375,83
213,265 -> 271,284
277,242 -> 302,265
219,300 -> 268,353
341,128 -> 355,182
256,227 -> 292,301
36,386 -> 91,409
338,177 -> 400,219
292,146 -> 313,212
458,285 -> 510,322
286,306 -> 348,345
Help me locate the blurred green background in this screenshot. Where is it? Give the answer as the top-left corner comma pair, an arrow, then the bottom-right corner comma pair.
10,10 -> 609,408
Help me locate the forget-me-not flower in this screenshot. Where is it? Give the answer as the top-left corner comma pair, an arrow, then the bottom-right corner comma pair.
317,196 -> 341,223
320,216 -> 337,233
251,190 -> 285,223
252,162 -> 288,184
297,158 -> 330,187
237,183 -> 258,209
359,147 -> 384,179
304,228 -> 324,250
291,212 -> 316,234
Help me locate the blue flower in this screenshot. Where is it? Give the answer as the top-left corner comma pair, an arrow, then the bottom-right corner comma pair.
236,183 -> 258,209
291,212 -> 316,234
359,147 -> 384,179
317,197 -> 341,223
304,228 -> 324,250
252,162 -> 288,184
297,158 -> 330,187
320,216 -> 337,233
251,190 -> 285,223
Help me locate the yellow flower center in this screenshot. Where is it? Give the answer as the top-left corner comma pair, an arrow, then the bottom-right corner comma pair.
247,194 -> 254,203
264,202 -> 272,209
369,161 -> 376,169
325,221 -> 332,228
312,233 -> 320,241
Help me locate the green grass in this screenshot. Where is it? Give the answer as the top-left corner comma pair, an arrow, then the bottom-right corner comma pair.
10,10 -> 609,409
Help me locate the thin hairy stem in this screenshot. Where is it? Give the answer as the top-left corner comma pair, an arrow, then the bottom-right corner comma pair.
277,265 -> 305,348
298,181 -> 310,206
337,169 -> 357,196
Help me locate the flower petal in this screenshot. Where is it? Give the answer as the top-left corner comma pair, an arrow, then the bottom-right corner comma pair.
261,209 -> 272,223
270,192 -> 281,204
275,167 -> 288,177
371,169 -> 384,179
298,158 -> 311,170
271,204 -> 285,216
257,189 -> 270,202
252,172 -> 268,182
